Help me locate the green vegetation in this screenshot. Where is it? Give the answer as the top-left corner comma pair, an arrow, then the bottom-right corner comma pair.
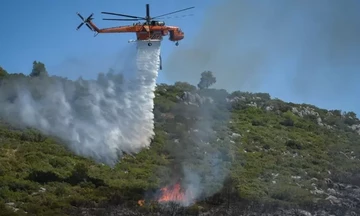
0,65 -> 360,215
30,61 -> 48,78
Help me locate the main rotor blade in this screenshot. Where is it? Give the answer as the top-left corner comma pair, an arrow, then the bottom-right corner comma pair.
103,18 -> 142,21
101,12 -> 145,19
152,6 -> 195,19
146,4 -> 150,18
156,14 -> 194,20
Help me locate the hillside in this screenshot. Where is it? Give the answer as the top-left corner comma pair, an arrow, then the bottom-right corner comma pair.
0,65 -> 360,216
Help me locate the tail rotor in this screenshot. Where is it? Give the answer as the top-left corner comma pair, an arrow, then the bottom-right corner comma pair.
76,12 -> 94,31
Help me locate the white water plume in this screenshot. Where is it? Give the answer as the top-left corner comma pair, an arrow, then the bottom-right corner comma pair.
0,41 -> 161,167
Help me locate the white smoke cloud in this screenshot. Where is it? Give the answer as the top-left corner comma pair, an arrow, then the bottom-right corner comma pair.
0,41 -> 161,167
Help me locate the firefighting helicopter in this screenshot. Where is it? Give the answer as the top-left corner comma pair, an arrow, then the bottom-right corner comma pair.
76,4 -> 194,70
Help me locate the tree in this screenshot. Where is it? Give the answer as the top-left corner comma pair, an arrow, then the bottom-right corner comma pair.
197,71 -> 216,89
345,111 -> 357,119
30,61 -> 48,77
344,111 -> 358,125
0,66 -> 8,78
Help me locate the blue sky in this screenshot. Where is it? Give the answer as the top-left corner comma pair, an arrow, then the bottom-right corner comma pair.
0,0 -> 359,114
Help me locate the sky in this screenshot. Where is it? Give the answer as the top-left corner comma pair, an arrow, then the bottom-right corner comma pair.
0,0 -> 359,114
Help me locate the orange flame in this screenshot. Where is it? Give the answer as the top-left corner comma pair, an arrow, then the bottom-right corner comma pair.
158,183 -> 186,203
137,183 -> 195,206
138,199 -> 145,206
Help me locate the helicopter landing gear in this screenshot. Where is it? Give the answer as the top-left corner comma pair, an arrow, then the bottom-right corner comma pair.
148,42 -> 152,46
175,41 -> 179,46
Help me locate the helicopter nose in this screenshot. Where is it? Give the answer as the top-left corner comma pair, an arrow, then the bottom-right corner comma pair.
175,34 -> 184,40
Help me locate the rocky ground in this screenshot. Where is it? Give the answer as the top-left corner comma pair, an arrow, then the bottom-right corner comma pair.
63,176 -> 360,216
69,202 -> 359,216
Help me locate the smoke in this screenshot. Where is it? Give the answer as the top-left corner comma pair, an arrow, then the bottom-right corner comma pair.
184,98 -> 231,205
164,0 -> 360,109
161,89 -> 232,206
0,41 -> 161,167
